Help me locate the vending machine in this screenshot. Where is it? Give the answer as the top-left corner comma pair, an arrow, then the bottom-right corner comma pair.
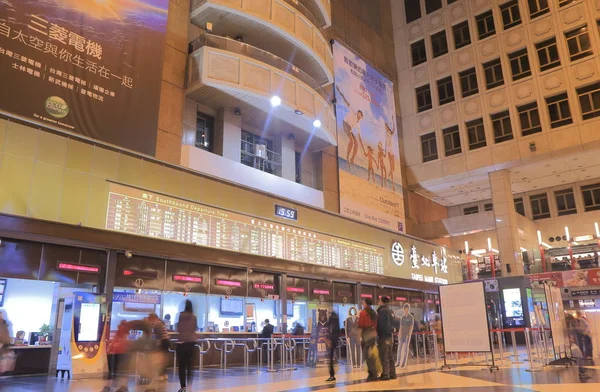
56,292 -> 109,378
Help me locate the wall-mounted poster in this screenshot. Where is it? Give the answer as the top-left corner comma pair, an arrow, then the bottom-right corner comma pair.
333,41 -> 405,232
0,0 -> 169,155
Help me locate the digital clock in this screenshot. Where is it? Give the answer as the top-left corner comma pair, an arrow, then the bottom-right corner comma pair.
275,204 -> 297,220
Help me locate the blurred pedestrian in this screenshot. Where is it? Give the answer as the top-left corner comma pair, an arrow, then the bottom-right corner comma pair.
377,296 -> 397,380
433,315 -> 444,355
163,314 -> 172,331
566,313 -> 592,380
176,300 -> 198,392
326,311 -> 340,382
148,313 -> 170,380
358,298 -> 380,382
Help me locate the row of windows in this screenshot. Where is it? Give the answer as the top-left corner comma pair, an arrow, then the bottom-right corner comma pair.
463,185 -> 600,221
415,24 -> 597,112
419,81 -> 600,162
410,13 -> 595,69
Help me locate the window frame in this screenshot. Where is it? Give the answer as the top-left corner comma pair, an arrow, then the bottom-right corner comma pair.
546,92 -> 573,128
530,193 -> 551,220
582,183 -> 600,212
416,84 -> 433,113
554,188 -> 577,216
508,48 -> 532,81
437,76 -> 455,106
514,197 -> 525,216
535,38 -> 560,72
452,20 -> 472,49
558,0 -> 575,7
500,0 -> 522,30
484,203 -> 493,212
431,30 -> 449,58
442,125 -> 462,157
421,132 -> 439,162
466,118 -> 486,150
476,10 -> 496,40
565,25 -> 593,62
405,0 -> 422,23
491,110 -> 514,143
195,112 -> 214,152
527,0 -> 549,19
426,0 -> 443,14
459,67 -> 479,98
411,39 -> 427,66
463,206 -> 479,215
517,102 -> 542,136
483,58 -> 504,90
576,82 -> 600,120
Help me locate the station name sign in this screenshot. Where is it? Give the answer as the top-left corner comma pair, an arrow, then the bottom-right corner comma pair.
391,241 -> 450,285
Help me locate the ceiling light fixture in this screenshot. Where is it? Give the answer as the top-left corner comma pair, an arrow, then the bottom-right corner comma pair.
313,119 -> 321,128
270,96 -> 281,107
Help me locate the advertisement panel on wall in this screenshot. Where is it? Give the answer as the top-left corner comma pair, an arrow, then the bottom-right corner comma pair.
0,0 -> 169,155
333,41 -> 405,233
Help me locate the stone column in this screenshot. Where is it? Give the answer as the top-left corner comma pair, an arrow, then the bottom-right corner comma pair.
214,108 -> 242,162
489,170 -> 524,276
274,134 -> 296,182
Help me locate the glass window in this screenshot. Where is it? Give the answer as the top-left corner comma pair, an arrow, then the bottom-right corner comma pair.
464,206 -> 479,215
467,118 -> 486,150
484,203 -> 493,211
421,132 -> 438,162
527,0 -> 549,19
530,193 -> 551,220
241,130 -> 278,174
453,20 -> 471,49
411,39 -> 427,66
546,92 -> 573,128
517,102 -> 542,136
500,0 -> 522,30
565,26 -> 593,61
443,125 -> 462,156
514,197 -> 525,216
207,295 -> 248,332
295,151 -> 301,184
582,183 -> 600,212
405,0 -> 422,23
459,67 -> 478,98
483,58 -> 504,89
431,30 -> 449,58
555,188 -> 577,216
448,0 -> 458,4
491,110 -> 513,143
416,84 -> 433,112
535,38 -> 560,72
437,76 -> 455,105
559,0 -> 575,6
196,113 -> 214,152
576,82 -> 600,120
426,0 -> 443,13
509,48 -> 532,81
476,10 -> 496,40
162,292 -> 207,332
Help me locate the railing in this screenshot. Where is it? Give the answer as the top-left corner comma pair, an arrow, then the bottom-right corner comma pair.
188,32 -> 331,99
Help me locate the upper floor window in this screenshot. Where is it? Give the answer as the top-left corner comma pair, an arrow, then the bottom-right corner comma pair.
517,102 -> 542,136
295,151 -> 301,184
484,203 -> 493,211
431,30 -> 449,58
411,39 -> 427,66
555,188 -> 577,216
530,193 -> 551,220
559,0 -> 575,7
466,118 -> 486,150
443,125 -> 462,156
535,38 -> 560,72
509,48 -> 532,81
464,206 -> 479,215
500,0 -> 522,30
453,20 -> 471,49
448,0 -> 458,4
565,26 -> 593,62
437,76 -> 455,105
405,0 -> 422,23
527,0 -> 549,19
491,110 -> 513,143
241,130 -> 277,174
576,82 -> 600,120
514,197 -> 525,216
582,183 -> 600,212
416,84 -> 433,112
546,92 -> 573,128
459,67 -> 478,98
195,112 -> 214,152
421,132 -> 438,162
426,0 -> 443,13
483,58 -> 504,89
476,10 -> 496,40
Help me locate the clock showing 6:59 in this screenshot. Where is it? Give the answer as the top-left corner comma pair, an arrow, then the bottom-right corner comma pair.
275,204 -> 297,220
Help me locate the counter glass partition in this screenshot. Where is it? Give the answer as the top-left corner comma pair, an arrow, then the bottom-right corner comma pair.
110,289 -> 162,331
162,292 -> 207,332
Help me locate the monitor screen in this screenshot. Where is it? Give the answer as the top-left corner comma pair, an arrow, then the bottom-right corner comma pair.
503,288 -> 523,318
78,303 -> 101,342
220,297 -> 244,316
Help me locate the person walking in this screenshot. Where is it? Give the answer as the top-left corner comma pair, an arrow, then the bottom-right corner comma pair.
176,300 -> 198,392
358,298 -> 379,382
377,297 -> 397,380
326,311 -> 341,382
259,319 -> 275,365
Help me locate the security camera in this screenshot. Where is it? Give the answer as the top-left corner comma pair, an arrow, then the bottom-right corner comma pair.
248,268 -> 253,274
125,251 -> 132,259
327,278 -> 333,283
234,107 -> 241,116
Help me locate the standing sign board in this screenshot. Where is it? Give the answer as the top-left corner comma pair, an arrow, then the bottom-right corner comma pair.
306,308 -> 331,368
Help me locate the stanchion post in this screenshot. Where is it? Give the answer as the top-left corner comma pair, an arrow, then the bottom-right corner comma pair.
511,330 -> 523,364
496,330 -> 504,365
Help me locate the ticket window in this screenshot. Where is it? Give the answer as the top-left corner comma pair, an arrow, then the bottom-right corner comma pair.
207,295 -> 246,332
162,292 -> 207,332
110,289 -> 161,331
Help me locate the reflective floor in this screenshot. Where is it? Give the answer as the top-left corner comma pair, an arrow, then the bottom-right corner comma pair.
0,360 -> 599,391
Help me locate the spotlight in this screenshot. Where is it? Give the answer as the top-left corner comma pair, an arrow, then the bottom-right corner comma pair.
313,119 -> 321,128
270,96 -> 281,107
125,251 -> 132,259
294,109 -> 303,115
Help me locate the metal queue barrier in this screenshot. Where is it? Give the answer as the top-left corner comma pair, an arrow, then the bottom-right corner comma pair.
197,338 -> 211,372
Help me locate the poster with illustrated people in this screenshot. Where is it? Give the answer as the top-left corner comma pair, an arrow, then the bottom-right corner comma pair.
396,304 -> 414,369
306,308 -> 331,368
333,41 -> 405,233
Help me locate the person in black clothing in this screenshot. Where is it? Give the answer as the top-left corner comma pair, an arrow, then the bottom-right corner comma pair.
377,296 -> 397,380
259,319 -> 274,365
326,311 -> 341,382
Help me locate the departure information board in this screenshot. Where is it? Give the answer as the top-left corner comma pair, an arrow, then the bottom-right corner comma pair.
105,183 -> 384,274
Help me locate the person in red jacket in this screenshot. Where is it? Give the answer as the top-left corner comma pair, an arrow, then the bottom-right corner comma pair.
358,298 -> 379,382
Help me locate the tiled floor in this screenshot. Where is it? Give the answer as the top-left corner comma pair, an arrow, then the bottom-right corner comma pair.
0,358 -> 598,392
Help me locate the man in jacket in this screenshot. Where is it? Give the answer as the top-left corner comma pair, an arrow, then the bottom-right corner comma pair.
326,311 -> 340,382
358,298 -> 379,381
377,296 -> 397,380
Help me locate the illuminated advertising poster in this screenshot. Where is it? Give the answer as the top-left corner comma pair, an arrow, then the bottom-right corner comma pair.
333,41 -> 405,232
0,0 -> 169,155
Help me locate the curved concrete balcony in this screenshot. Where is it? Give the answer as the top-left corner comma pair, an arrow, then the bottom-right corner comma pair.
186,35 -> 336,148
300,0 -> 331,28
191,0 -> 333,86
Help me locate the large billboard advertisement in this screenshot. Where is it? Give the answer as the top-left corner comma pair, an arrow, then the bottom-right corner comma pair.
333,41 -> 405,232
0,0 -> 169,155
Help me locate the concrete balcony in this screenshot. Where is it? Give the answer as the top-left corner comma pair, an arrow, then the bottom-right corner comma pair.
181,145 -> 325,208
191,0 -> 333,86
186,36 -> 336,149
300,0 -> 331,28
441,211 -> 496,237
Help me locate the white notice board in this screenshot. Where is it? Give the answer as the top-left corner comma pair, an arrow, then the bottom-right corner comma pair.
439,281 -> 491,353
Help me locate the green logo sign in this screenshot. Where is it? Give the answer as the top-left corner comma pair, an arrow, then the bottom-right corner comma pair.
45,96 -> 69,119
